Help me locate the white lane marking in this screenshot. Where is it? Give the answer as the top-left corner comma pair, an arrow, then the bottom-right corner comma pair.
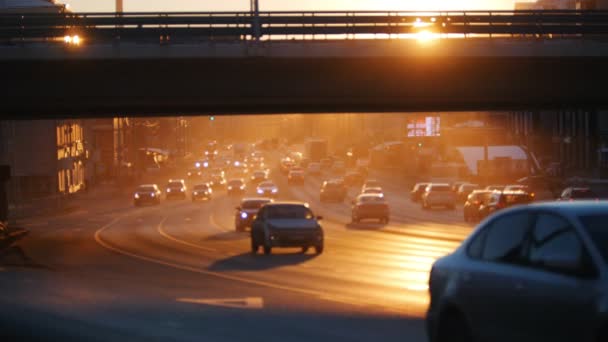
157,221 -> 217,252
210,212 -> 231,233
177,297 -> 264,309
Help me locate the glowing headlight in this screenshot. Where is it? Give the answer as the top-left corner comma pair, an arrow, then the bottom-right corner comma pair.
257,189 -> 263,194
228,186 -> 233,190
193,191 -> 198,196
195,162 -> 201,168
167,189 -> 171,193
240,185 -> 245,190
241,212 -> 248,219
151,193 -> 155,197
272,189 -> 278,193
180,188 -> 185,192
134,193 -> 140,199
203,162 -> 209,168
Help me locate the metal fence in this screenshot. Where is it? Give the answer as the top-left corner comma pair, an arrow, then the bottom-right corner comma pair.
2,10 -> 608,43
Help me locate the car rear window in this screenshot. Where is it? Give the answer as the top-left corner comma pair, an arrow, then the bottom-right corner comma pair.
228,180 -> 243,186
580,214 -> 608,263
358,196 -> 385,203
242,200 -> 270,209
168,182 -> 183,187
138,186 -> 156,192
431,185 -> 451,192
193,185 -> 208,191
259,182 -> 275,187
266,205 -> 314,220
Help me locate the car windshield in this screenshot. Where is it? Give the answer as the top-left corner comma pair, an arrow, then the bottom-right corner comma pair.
168,182 -> 183,188
358,196 -> 385,203
137,186 -> 156,192
193,185 -> 208,191
259,182 -> 275,188
580,214 -> 608,263
266,205 -> 314,220
228,180 -> 243,186
242,200 -> 270,209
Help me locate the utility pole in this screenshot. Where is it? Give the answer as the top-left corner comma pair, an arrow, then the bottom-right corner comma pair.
251,0 -> 261,40
116,0 -> 123,12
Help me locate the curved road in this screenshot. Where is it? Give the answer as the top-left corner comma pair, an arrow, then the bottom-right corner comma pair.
0,162 -> 473,342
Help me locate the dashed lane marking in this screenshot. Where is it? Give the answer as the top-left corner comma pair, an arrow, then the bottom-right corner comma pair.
177,297 -> 264,310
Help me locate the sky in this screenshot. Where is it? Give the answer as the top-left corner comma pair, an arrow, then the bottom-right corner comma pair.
61,0 -> 518,13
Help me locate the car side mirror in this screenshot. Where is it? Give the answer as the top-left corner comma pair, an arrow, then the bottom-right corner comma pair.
316,216 -> 323,221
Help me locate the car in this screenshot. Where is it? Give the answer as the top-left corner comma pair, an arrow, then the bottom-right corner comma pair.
504,184 -> 529,192
250,170 -> 269,184
256,181 -> 279,197
279,158 -> 296,174
427,202 -> 608,342
191,183 -> 212,201
410,182 -> 430,202
320,179 -> 347,202
450,181 -> 468,193
421,183 -> 456,210
485,184 -> 505,191
209,173 -> 227,188
226,178 -> 246,195
288,170 -> 305,185
457,183 -> 481,202
361,187 -> 384,197
133,184 -> 161,206
234,197 -> 273,232
186,168 -> 202,179
320,158 -> 333,170
558,187 -> 599,201
463,190 -> 492,222
250,202 -> 324,255
299,158 -> 310,168
307,162 -> 321,175
351,194 -> 390,224
165,179 -> 187,200
344,171 -> 365,187
477,190 -> 534,220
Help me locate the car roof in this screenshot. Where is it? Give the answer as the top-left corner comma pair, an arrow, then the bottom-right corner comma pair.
264,201 -> 310,207
258,181 -> 276,186
138,184 -> 157,188
525,201 -> 608,216
168,179 -> 185,183
357,193 -> 384,199
241,197 -> 273,203
429,183 -> 450,187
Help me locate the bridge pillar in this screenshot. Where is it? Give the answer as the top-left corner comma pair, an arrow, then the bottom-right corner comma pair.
250,0 -> 261,40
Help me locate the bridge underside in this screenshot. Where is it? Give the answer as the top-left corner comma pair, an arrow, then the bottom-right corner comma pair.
3,56 -> 607,118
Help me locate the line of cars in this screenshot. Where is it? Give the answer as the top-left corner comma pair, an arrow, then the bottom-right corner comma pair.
133,179 -> 214,206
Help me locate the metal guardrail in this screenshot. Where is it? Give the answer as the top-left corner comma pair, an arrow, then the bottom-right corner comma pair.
2,10 -> 608,43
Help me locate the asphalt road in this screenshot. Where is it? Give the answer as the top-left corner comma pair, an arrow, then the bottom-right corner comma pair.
0,160 -> 474,342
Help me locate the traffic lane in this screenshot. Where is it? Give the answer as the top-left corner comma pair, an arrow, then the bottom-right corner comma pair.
159,183 -> 456,316
99,195 -> 426,315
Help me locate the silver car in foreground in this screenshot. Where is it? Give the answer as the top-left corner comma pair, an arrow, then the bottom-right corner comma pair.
427,202 -> 608,342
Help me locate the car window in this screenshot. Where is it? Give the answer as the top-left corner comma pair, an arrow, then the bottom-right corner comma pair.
266,206 -> 314,220
467,228 -> 488,259
527,214 -> 588,275
481,211 -> 532,264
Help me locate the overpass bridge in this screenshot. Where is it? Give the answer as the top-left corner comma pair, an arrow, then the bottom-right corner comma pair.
1,10 -> 608,118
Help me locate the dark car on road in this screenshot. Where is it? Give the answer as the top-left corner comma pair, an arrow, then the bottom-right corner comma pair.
227,178 -> 246,196
134,184 -> 161,206
234,197 -> 273,232
251,202 -> 324,255
186,168 -> 202,179
463,190 -> 492,222
456,183 -> 481,203
344,171 -> 365,187
410,182 -> 430,202
165,179 -> 187,200
427,202 -> 608,342
287,169 -> 305,185
209,173 -> 226,189
351,194 -> 390,224
250,170 -> 268,184
558,187 -> 599,201
477,190 -> 533,221
320,179 -> 347,202
256,181 -> 279,198
191,183 -> 212,202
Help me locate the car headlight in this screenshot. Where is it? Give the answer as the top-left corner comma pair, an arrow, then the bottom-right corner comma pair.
180,188 -> 185,192
257,189 -> 263,194
134,193 -> 140,199
195,162 -> 201,168
151,193 -> 155,197
228,186 -> 233,190
272,189 -> 278,193
187,172 -> 192,176
241,212 -> 248,219
167,189 -> 171,193
240,186 -> 245,190
193,191 -> 198,196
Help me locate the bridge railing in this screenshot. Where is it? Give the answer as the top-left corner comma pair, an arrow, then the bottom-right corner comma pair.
2,10 -> 608,43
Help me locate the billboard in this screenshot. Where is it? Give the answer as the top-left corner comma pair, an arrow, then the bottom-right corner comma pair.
407,116 -> 440,137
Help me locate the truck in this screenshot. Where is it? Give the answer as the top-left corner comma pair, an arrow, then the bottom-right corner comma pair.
304,139 -> 328,162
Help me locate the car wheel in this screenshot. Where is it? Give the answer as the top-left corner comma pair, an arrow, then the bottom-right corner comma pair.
251,239 -> 259,254
301,246 -> 309,253
263,245 -> 272,255
437,310 -> 474,342
315,245 -> 324,254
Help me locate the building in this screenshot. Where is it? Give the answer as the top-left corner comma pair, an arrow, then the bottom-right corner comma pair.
514,0 -> 593,9
0,0 -> 69,13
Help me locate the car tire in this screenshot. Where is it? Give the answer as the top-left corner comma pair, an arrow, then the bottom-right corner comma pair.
315,245 -> 324,254
263,245 -> 272,255
251,239 -> 259,254
437,310 -> 473,342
